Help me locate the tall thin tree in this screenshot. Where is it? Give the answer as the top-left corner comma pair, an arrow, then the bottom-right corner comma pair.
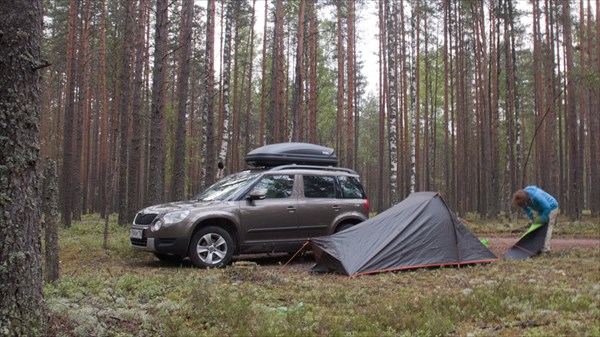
128,0 -> 147,220
203,0 -> 217,189
172,0 -> 194,200
61,0 -> 80,228
147,0 -> 169,206
346,0 -> 355,167
117,0 -> 135,224
218,0 -> 235,178
562,0 -> 580,220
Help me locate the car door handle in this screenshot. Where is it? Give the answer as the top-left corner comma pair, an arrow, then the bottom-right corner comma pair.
287,206 -> 296,213
332,205 -> 340,211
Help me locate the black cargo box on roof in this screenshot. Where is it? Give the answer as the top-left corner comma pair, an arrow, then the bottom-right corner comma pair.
245,142 -> 338,167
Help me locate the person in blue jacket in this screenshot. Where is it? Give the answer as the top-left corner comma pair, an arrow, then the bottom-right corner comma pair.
512,186 -> 559,255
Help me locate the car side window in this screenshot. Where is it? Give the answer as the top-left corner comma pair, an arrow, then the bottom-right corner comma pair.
338,176 -> 365,199
252,175 -> 294,199
303,175 -> 336,198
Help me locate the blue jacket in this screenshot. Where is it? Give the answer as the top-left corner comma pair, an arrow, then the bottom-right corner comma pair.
523,186 -> 558,223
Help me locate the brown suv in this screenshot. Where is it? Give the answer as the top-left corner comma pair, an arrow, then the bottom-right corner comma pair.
130,144 -> 369,268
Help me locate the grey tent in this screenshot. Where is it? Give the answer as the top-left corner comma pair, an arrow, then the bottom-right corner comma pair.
505,223 -> 549,260
310,192 -> 497,276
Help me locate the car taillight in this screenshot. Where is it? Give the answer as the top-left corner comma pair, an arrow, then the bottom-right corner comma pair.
363,199 -> 369,213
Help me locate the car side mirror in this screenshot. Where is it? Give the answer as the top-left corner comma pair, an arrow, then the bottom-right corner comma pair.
246,190 -> 266,201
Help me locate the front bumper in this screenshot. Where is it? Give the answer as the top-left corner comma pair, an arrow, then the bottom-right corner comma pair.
130,227 -> 189,255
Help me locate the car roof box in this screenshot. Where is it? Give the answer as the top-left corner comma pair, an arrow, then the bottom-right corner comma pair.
245,142 -> 338,167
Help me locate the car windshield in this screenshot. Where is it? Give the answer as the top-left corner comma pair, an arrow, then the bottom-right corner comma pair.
194,171 -> 261,201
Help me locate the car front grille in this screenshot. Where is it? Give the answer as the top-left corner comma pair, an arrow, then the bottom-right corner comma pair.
134,213 -> 157,225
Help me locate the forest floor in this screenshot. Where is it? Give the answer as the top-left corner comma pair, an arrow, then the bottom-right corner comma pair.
43,215 -> 599,337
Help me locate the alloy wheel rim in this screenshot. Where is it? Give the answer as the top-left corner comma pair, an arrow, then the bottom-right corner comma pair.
196,233 -> 227,265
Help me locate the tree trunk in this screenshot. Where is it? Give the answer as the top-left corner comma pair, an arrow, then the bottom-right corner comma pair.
336,1 -> 345,165
128,0 -> 147,220
346,0 -> 355,167
172,0 -> 193,200
414,0 -> 421,192
562,0 -> 580,220
385,0 -> 399,205
43,159 -> 60,283
61,0 -> 80,228
377,0 -> 386,212
98,0 -> 109,217
259,0 -> 269,146
73,0 -> 91,220
244,0 -> 257,154
308,0 -> 318,144
0,0 -> 45,333
292,0 -> 307,142
231,4 -> 242,173
544,0 -> 557,199
117,0 -> 135,224
218,0 -> 235,179
489,1 -> 500,217
591,0 -> 600,215
147,0 -> 169,206
269,0 -> 285,144
443,0 -> 450,199
203,0 -> 216,189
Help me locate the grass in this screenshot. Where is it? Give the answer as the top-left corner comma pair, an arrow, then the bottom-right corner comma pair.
43,214 -> 600,337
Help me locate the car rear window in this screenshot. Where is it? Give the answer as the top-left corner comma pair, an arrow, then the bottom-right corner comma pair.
303,175 -> 336,198
338,176 -> 365,199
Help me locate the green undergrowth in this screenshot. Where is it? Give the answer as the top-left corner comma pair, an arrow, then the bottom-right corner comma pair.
43,214 -> 600,337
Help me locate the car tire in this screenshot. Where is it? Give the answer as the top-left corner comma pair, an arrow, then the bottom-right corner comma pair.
153,253 -> 184,264
335,223 -> 354,233
188,226 -> 234,268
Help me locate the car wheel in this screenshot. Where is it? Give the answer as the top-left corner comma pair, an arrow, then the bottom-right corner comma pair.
188,226 -> 234,268
153,253 -> 184,264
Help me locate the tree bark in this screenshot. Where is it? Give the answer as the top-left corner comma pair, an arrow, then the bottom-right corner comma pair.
336,1 -> 345,165
591,0 -> 600,215
346,0 -> 355,167
172,0 -> 194,200
385,0 -> 399,205
128,0 -> 147,220
98,0 -> 109,217
147,0 -> 169,206
43,159 -> 60,283
117,0 -> 135,224
0,0 -> 46,333
203,0 -> 216,189
292,0 -> 307,142
244,0 -> 257,154
61,0 -> 80,228
308,0 -> 318,144
562,0 -> 580,220
269,0 -> 285,144
218,0 -> 235,179
259,0 -> 269,146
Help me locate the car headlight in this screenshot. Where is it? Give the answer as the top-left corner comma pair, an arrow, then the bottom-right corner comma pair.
162,210 -> 190,225
151,219 -> 163,232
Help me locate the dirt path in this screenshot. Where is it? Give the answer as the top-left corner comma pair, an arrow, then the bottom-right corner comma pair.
486,237 -> 599,257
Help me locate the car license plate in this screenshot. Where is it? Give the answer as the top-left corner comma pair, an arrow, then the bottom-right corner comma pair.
130,229 -> 143,239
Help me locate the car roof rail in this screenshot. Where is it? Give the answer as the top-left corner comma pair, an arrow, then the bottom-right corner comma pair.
267,164 -> 357,174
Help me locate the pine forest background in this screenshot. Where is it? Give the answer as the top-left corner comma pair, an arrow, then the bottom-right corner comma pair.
40,0 -> 600,227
